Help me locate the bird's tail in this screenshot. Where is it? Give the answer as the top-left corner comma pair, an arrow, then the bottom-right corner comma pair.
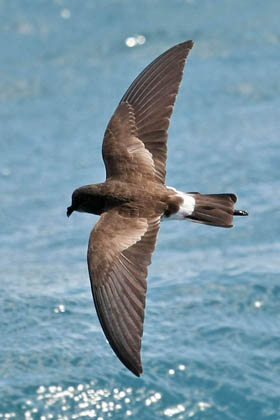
186,193 -> 248,228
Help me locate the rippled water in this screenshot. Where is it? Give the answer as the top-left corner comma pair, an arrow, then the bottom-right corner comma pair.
1,0 -> 280,419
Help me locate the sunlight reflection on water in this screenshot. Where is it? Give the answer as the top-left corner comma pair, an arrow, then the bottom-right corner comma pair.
125,35 -> 146,48
0,376 -> 213,420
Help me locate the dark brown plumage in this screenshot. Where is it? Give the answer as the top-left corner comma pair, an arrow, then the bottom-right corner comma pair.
67,41 -> 248,376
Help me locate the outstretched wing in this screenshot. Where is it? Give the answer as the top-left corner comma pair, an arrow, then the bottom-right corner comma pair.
87,210 -> 160,376
102,40 -> 194,184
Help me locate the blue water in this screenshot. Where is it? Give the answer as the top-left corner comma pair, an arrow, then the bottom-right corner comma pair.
1,0 -> 280,418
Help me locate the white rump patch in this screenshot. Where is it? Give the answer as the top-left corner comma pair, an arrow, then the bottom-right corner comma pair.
165,186 -> 196,220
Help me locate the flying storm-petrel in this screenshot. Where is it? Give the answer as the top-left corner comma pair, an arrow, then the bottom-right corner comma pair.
67,40 -> 248,376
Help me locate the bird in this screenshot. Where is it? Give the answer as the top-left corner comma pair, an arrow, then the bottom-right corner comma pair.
67,40 -> 248,377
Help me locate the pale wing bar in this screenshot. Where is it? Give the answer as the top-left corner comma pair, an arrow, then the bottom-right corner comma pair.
102,102 -> 156,181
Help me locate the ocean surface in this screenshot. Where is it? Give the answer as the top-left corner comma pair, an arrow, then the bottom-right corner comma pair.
1,0 -> 280,419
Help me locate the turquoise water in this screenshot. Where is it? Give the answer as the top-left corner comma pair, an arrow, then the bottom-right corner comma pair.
1,0 -> 280,418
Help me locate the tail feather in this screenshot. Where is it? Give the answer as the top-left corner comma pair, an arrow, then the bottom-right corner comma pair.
187,193 -> 247,228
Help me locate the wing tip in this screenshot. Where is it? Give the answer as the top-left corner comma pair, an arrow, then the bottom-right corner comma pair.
121,351 -> 143,377
129,364 -> 143,377
175,39 -> 194,52
184,39 -> 195,48
164,40 -> 194,61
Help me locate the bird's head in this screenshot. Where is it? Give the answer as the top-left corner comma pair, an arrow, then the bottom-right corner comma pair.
67,187 -> 87,217
67,185 -> 103,217
67,205 -> 74,217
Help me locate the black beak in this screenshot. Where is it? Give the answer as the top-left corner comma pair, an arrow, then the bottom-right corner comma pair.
67,206 -> 73,217
233,210 -> 249,216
